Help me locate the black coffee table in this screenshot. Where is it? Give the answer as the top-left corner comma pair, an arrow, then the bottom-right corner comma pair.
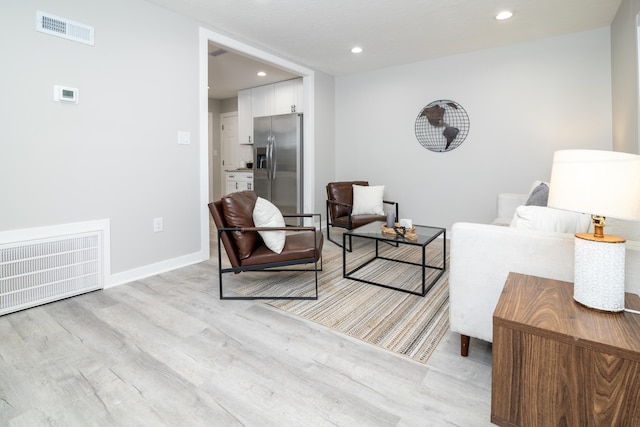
342,221 -> 446,296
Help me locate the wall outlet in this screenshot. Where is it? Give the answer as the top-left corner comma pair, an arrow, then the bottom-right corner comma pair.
153,217 -> 163,233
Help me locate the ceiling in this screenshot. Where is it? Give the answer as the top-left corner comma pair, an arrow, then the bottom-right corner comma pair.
147,0 -> 622,100
207,42 -> 300,99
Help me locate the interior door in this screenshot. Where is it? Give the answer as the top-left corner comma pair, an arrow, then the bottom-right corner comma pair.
220,113 -> 239,196
208,112 -> 219,202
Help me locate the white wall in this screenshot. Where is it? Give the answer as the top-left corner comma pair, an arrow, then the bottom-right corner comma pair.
1,0 -> 202,282
1,0 -> 334,286
1,0 -> 616,286
312,71 -> 336,215
335,28 -> 613,232
611,0 -> 640,154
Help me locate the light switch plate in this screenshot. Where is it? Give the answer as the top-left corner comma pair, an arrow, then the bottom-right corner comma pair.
178,131 -> 190,145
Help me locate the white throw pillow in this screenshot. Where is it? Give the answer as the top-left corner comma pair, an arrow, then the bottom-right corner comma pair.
510,205 -> 591,234
252,197 -> 286,253
352,185 -> 385,216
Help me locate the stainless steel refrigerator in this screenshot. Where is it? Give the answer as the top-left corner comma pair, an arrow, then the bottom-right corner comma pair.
254,113 -> 303,221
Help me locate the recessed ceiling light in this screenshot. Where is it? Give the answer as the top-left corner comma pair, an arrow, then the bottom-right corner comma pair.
495,11 -> 513,20
257,71 -> 266,77
351,46 -> 363,54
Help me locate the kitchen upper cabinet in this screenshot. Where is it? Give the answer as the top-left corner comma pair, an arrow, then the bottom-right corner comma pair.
250,78 -> 303,118
251,84 -> 274,118
238,89 -> 252,144
274,78 -> 303,114
236,79 -> 304,146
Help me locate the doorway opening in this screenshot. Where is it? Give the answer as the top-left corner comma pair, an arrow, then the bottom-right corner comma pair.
198,27 -> 316,259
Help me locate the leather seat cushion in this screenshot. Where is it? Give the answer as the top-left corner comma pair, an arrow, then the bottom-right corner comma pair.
333,214 -> 386,229
241,230 -> 323,267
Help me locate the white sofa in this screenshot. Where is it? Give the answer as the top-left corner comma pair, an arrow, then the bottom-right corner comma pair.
449,191 -> 640,356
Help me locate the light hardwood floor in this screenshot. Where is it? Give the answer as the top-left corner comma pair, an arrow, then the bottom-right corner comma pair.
0,235 -> 493,426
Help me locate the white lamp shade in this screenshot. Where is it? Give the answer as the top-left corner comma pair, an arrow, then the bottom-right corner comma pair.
547,150 -> 640,221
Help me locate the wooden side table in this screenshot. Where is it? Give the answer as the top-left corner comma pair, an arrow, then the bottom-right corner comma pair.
491,272 -> 640,427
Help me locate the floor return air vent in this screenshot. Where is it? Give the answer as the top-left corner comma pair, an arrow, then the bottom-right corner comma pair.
0,220 -> 109,316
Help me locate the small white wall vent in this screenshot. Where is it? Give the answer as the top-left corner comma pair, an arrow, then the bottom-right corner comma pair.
36,11 -> 94,46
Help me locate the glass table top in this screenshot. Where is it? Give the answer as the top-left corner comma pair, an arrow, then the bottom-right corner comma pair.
344,221 -> 445,246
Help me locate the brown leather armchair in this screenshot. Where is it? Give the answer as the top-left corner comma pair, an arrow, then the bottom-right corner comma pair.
208,190 -> 323,300
326,181 -> 399,251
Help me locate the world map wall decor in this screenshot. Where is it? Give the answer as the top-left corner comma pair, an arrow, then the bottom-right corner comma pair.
414,100 -> 470,152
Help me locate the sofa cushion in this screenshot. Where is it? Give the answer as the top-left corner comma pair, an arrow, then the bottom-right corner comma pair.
525,182 -> 549,206
253,197 -> 286,254
221,190 -> 259,259
352,184 -> 385,215
510,205 -> 591,234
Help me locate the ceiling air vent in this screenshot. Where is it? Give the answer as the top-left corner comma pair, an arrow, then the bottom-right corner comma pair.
36,11 -> 94,46
210,48 -> 228,57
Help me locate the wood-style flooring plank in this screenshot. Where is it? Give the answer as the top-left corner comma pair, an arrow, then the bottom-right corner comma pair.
0,248 -> 493,426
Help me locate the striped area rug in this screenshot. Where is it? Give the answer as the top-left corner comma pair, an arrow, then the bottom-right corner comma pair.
223,235 -> 449,364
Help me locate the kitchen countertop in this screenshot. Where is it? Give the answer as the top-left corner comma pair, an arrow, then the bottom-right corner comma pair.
225,168 -> 254,172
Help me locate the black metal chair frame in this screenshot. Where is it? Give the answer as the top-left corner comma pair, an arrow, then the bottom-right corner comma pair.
217,213 -> 323,300
326,199 -> 399,252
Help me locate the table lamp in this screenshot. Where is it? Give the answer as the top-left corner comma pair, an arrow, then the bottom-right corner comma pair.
547,149 -> 640,312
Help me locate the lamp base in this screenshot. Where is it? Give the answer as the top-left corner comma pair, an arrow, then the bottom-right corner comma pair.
573,233 -> 625,312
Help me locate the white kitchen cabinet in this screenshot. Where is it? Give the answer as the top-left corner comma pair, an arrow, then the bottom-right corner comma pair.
274,78 -> 303,114
238,89 -> 252,144
250,78 -> 303,117
225,171 -> 254,195
251,84 -> 274,118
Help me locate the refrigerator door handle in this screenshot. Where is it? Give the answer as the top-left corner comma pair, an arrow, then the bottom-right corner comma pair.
266,137 -> 272,180
270,136 -> 276,180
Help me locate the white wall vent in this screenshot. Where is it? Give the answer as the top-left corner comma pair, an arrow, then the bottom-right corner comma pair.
0,220 -> 109,316
36,11 -> 94,46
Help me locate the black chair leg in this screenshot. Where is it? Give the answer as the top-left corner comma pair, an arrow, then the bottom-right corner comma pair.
327,228 -> 355,252
327,225 -> 343,249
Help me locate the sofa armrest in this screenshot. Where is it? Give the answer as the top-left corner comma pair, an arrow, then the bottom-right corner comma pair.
625,240 -> 640,296
382,200 -> 399,221
449,222 -> 640,348
496,193 -> 528,221
449,222 -> 575,344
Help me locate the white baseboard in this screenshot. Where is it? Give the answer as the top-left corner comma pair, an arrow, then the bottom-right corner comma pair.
106,250 -> 208,289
